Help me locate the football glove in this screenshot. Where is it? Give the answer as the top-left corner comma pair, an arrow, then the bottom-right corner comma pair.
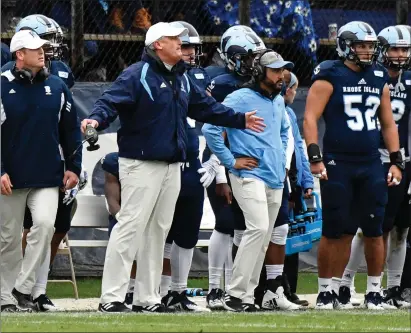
63,183 -> 79,205
198,154 -> 221,188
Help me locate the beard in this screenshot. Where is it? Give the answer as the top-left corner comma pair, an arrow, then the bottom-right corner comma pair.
262,77 -> 283,94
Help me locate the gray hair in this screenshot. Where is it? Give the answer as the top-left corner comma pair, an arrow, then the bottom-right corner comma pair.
147,37 -> 164,50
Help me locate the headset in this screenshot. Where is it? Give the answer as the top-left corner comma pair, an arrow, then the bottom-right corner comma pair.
251,49 -> 273,81
12,64 -> 49,83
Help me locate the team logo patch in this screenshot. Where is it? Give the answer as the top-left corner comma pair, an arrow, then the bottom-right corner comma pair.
194,73 -> 205,79
44,86 -> 52,95
374,70 -> 383,77
313,65 -> 320,75
58,71 -> 69,79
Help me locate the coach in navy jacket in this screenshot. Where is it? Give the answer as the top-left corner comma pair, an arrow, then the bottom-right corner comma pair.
0,30 -> 81,313
84,49 -> 262,163
82,22 -> 265,313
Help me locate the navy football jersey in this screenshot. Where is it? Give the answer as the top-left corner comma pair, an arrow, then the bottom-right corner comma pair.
379,71 -> 411,159
1,60 -> 75,89
209,73 -> 249,103
185,67 -> 212,160
312,60 -> 389,161
101,152 -> 119,180
187,67 -> 211,91
1,43 -> 11,67
205,65 -> 228,80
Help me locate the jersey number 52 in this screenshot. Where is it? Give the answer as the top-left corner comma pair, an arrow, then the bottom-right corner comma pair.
343,95 -> 380,131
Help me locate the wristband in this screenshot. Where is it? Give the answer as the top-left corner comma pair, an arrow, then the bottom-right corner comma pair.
307,143 -> 323,163
389,151 -> 405,171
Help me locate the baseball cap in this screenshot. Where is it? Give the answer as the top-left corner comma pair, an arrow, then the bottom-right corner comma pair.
10,30 -> 50,53
145,22 -> 188,46
260,51 -> 294,70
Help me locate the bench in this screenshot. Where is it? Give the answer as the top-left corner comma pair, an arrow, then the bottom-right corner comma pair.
69,194 -> 214,248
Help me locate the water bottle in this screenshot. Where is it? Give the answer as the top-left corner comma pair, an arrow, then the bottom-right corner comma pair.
290,216 -> 300,236
185,288 -> 204,297
294,213 -> 305,235
303,208 -> 317,224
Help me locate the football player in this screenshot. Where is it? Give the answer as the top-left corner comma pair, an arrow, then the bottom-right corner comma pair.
303,21 -> 404,310
2,14 -> 74,88
340,24 -> 411,309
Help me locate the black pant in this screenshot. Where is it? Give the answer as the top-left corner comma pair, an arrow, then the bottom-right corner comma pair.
283,185 -> 304,294
284,253 -> 299,294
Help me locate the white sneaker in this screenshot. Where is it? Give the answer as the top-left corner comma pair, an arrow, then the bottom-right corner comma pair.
350,286 -> 361,306
262,287 -> 301,311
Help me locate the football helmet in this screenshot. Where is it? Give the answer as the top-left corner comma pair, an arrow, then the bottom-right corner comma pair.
336,21 -> 379,67
219,25 -> 266,76
378,25 -> 411,70
170,21 -> 203,67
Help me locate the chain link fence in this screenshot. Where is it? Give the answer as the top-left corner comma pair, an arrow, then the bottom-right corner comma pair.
0,0 -> 407,84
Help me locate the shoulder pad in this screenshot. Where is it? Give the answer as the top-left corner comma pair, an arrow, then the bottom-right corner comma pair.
214,73 -> 238,86
311,60 -> 339,83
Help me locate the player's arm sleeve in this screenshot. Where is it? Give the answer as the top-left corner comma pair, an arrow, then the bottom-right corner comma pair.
280,108 -> 290,161
187,76 -> 245,129
284,112 -> 294,170
67,66 -> 75,89
88,70 -> 138,131
59,84 -> 82,177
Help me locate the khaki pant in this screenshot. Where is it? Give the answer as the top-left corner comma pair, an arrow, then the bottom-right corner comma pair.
100,158 -> 181,306
1,187 -> 58,305
228,174 -> 282,303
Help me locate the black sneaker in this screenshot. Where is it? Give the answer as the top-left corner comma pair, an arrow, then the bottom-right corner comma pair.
288,293 -> 309,307
162,291 -> 210,312
33,294 -> 57,312
365,291 -> 385,310
241,303 -> 259,312
98,301 -> 132,313
315,291 -> 334,310
206,288 -> 224,310
338,286 -> 354,309
132,303 -> 175,313
124,292 -> 133,306
12,288 -> 35,311
384,286 -> 411,309
1,304 -> 32,313
222,292 -> 243,312
161,290 -> 172,306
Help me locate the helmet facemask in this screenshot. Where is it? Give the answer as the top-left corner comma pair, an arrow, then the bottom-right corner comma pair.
344,39 -> 379,68
227,50 -> 259,76
381,44 -> 411,70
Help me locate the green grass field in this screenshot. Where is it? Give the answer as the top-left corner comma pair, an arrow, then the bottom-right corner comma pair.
2,273 -> 410,332
2,310 -> 410,332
